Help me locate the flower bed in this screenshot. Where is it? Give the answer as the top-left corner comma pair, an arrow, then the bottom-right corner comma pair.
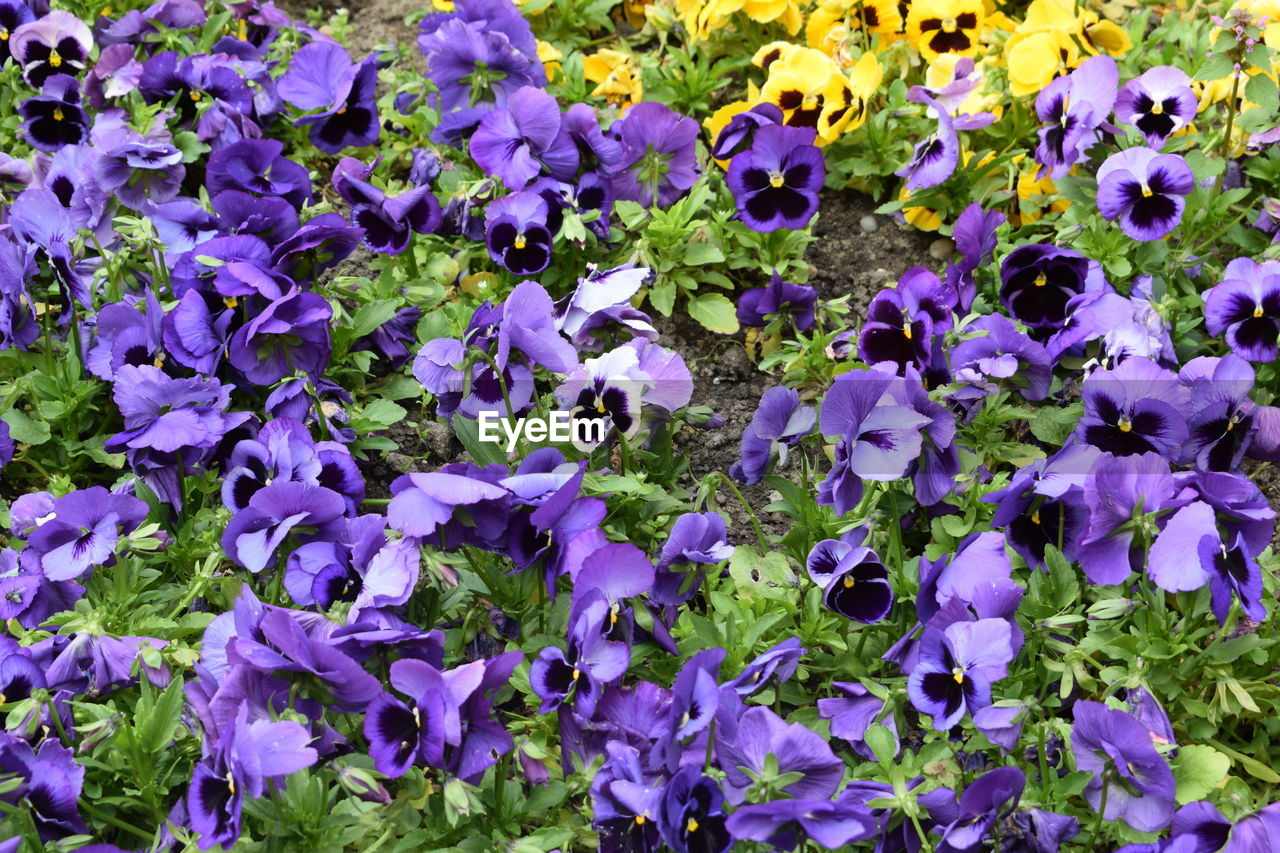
0,0 -> 1278,850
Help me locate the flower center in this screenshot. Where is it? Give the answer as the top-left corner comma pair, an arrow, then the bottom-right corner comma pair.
223,296 -> 239,309
514,234 -> 527,249
952,667 -> 965,684
902,321 -> 912,340
1033,272 -> 1047,287
941,16 -> 957,31
842,575 -> 856,588
768,171 -> 785,188
1150,102 -> 1163,115
53,108 -> 63,122
0,32 -> 8,41
571,668 -> 581,680
225,770 -> 236,795
1117,416 -> 1133,433
1031,509 -> 1041,525
687,818 -> 700,833
1254,305 -> 1264,318
1140,183 -> 1153,198
191,91 -> 202,102
635,815 -> 647,825
49,49 -> 62,67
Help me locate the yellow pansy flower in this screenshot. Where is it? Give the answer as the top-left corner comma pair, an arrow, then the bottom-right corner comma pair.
906,0 -> 984,61
1014,169 -> 1070,226
759,46 -> 874,143
753,40 -> 801,69
675,0 -> 746,42
806,0 -> 905,60
900,186 -> 942,230
1077,11 -> 1131,55
583,49 -> 643,106
1004,26 -> 1078,98
537,41 -> 563,81
743,0 -> 805,33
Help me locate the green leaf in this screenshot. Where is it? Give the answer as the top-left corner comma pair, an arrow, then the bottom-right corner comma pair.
3,408 -> 50,446
1028,402 -> 1083,446
451,414 -> 509,466
1172,744 -> 1230,804
649,278 -> 677,316
139,676 -> 187,755
863,724 -> 896,765
1245,72 -> 1279,114
1194,52 -> 1234,82
687,293 -> 740,334
348,300 -> 401,342
683,242 -> 725,265
358,399 -> 407,431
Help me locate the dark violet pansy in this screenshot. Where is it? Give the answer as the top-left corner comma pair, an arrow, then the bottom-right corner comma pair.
363,660 -> 455,777
607,101 -> 700,209
657,768 -> 732,853
736,270 -> 817,330
805,537 -> 894,623
0,0 -> 35,66
0,736 -> 87,841
206,138 -> 313,210
906,618 -> 1014,731
727,795 -> 877,851
332,157 -> 441,255
1096,146 -> 1194,242
1204,257 -> 1280,363
716,707 -> 844,803
10,10 -> 92,87
945,202 -> 1004,314
221,482 -> 347,573
999,244 -> 1107,335
859,266 -> 955,371
95,134 -> 186,210
485,190 -> 553,274
1071,701 -> 1175,833
711,102 -> 783,161
984,444 -> 1099,568
469,85 -> 578,190
1178,354 -> 1262,471
726,124 -> 824,232
1115,66 -> 1197,148
1076,356 -> 1189,459
20,73 -> 87,153
936,767 -> 1025,853
278,41 -> 380,154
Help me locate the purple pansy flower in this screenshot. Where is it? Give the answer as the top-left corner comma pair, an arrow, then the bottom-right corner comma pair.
805,537 -> 894,623
332,157 -> 442,254
10,10 -> 92,87
999,244 -> 1108,336
608,102 -> 700,208
1034,55 -> 1118,178
228,288 -> 333,385
1096,147 -> 1194,241
736,270 -> 818,330
278,40 -> 379,154
19,487 -> 148,582
712,102 -> 784,161
221,482 -> 347,573
469,86 -> 578,190
1076,356 -> 1189,459
485,190 -> 553,274
1203,258 -> 1280,362
859,267 -> 956,372
727,124 -> 824,232
1071,701 -> 1175,833
20,74 -> 88,152
819,681 -> 898,761
906,618 -> 1014,730
948,314 -> 1052,405
730,386 -> 816,485
1115,66 -> 1197,147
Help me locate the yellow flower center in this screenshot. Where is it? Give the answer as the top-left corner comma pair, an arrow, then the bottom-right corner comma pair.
0,31 -> 8,41
226,771 -> 236,794
635,815 -> 647,825
1033,273 -> 1047,287
1150,103 -> 1163,115
337,105 -> 347,115
53,108 -> 63,122
952,667 -> 965,684
49,49 -> 62,67
902,322 -> 912,340
1227,414 -> 1238,431
802,96 -> 819,110
595,403 -> 606,413
769,172 -> 785,188
941,16 -> 957,31
1140,184 -> 1153,198
571,668 -> 581,680
687,818 -> 700,833
191,91 -> 202,102
223,296 -> 239,309
1031,510 -> 1041,525
1254,305 -> 1264,318
514,235 -> 527,249
1118,416 -> 1132,433
842,575 -> 856,588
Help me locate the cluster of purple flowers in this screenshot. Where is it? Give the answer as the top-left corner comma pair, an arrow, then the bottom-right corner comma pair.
715,103 -> 826,232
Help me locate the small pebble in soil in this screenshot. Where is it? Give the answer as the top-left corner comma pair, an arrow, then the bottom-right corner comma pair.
929,238 -> 955,261
859,215 -> 878,233
386,452 -> 415,473
421,420 -> 454,459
